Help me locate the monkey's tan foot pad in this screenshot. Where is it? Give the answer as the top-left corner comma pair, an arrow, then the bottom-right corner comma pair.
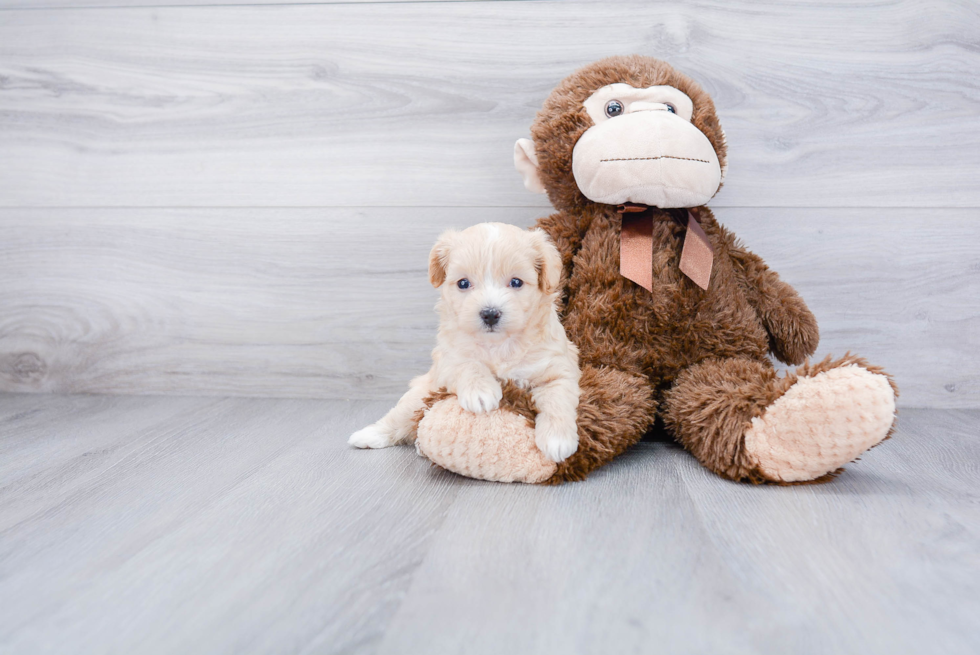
744,364 -> 896,482
745,364 -> 895,482
416,398 -> 556,484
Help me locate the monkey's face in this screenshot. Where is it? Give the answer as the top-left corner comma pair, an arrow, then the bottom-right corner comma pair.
570,83 -> 722,208
514,56 -> 728,212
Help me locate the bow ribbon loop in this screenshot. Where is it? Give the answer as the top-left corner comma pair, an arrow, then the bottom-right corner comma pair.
618,205 -> 714,291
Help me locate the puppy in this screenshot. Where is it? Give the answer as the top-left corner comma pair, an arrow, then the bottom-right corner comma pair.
348,222 -> 581,462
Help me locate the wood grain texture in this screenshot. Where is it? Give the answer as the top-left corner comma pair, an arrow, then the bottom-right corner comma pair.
0,394 -> 465,654
1,395 -> 977,654
1,207 -> 976,407
0,0 -> 485,7
0,1 -> 978,208
378,408 -> 980,655
0,207 -> 534,400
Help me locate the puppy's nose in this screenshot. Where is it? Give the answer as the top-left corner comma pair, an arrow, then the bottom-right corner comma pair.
480,307 -> 502,327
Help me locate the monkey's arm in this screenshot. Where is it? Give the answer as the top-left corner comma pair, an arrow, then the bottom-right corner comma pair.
728,240 -> 819,365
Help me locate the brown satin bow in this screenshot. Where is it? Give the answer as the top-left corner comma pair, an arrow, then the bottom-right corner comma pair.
618,204 -> 714,291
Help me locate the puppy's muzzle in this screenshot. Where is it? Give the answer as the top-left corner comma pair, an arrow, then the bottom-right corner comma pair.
480,307 -> 502,328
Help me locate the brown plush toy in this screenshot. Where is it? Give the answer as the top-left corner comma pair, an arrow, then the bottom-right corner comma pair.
413,55 -> 898,484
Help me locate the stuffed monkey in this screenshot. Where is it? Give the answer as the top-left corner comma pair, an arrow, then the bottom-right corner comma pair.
412,55 -> 897,484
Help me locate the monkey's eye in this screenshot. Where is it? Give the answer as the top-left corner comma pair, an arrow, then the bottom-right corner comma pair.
509,278 -> 524,289
457,278 -> 470,290
604,100 -> 624,118
665,103 -> 676,114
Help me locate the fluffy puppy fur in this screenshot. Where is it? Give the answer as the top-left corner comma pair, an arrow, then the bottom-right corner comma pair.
348,222 -> 581,462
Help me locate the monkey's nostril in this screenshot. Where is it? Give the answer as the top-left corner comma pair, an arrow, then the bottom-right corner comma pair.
480,308 -> 502,327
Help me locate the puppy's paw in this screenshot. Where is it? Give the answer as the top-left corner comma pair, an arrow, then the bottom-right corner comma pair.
535,421 -> 579,463
348,423 -> 397,449
457,378 -> 503,414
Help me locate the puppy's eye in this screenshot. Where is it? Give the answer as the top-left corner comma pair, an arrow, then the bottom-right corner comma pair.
604,100 -> 624,118
457,279 -> 470,290
665,103 -> 676,114
509,278 -> 523,289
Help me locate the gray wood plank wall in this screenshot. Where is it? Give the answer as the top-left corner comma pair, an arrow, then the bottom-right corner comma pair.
1,1 -> 978,407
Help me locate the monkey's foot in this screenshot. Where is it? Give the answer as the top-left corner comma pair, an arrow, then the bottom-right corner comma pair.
416,398 -> 556,484
744,363 -> 897,482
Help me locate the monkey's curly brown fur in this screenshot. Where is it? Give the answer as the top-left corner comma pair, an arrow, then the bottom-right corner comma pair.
414,55 -> 897,484
532,199 -> 830,483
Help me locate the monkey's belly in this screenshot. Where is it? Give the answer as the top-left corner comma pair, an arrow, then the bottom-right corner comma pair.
564,278 -> 770,381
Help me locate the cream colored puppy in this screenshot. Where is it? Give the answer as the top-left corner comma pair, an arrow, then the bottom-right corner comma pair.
348,222 -> 581,462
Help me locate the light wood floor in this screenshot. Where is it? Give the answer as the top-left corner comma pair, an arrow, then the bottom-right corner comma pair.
1,393 -> 976,654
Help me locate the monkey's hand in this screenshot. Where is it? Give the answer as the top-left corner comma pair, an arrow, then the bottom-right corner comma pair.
729,241 -> 819,365
760,291 -> 820,366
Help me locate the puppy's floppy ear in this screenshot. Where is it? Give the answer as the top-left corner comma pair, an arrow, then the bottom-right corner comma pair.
529,228 -> 562,294
428,229 -> 456,288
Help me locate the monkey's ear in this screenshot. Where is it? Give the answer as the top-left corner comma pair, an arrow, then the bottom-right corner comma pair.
428,230 -> 456,288
514,139 -> 547,194
530,229 -> 563,294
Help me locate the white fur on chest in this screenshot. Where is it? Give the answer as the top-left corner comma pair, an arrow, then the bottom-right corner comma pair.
471,339 -> 546,386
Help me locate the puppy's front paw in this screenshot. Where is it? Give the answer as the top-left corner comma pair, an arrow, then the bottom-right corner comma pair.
348,423 -> 397,449
457,378 -> 503,414
535,421 -> 579,463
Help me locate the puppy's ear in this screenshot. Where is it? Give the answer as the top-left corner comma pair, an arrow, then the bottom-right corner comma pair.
530,229 -> 563,294
428,230 -> 456,288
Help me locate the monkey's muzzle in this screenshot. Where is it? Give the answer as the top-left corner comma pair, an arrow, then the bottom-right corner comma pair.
572,111 -> 722,208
